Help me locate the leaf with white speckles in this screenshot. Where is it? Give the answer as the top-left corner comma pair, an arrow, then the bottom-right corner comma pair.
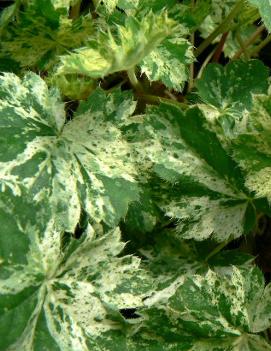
136,266 -> 271,350
0,5 -> 93,70
0,73 -> 139,231
140,37 -> 194,92
0,196 -> 151,351
128,103 -> 256,241
196,60 -> 269,111
57,12 -> 176,79
230,95 -> 271,203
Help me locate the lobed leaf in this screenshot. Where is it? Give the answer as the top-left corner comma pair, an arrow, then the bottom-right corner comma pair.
138,266 -> 271,350
0,7 -> 93,70
128,102 -> 254,241
0,73 -> 139,231
57,12 -> 177,78
0,198 -> 150,350
230,95 -> 271,202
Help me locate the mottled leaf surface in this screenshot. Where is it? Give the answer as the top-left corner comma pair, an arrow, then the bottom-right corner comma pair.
0,202 -> 149,351
128,103 -> 254,241
138,267 -> 271,350
230,95 -> 271,202
0,73 -> 139,231
196,60 -> 269,111
0,6 -> 93,70
57,12 -> 176,78
140,37 -> 193,91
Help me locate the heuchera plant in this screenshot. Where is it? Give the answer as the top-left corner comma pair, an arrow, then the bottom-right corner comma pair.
1,0 -> 271,350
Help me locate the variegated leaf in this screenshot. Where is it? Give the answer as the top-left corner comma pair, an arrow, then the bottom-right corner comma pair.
57,12 -> 176,78
128,103 -> 255,241
0,73 -> 139,231
139,228 -> 254,290
0,197 -> 150,350
137,266 -> 271,350
199,0 -> 235,38
0,7 -> 93,70
196,60 -> 269,112
140,37 -> 194,92
230,95 -> 271,202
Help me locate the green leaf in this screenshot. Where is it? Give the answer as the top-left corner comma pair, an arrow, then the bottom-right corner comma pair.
0,73 -> 139,231
140,37 -> 194,91
0,8 -> 93,70
95,0 -> 139,13
199,0 -> 236,38
248,0 -> 271,31
57,12 -> 176,78
196,60 -> 269,111
0,199 -> 150,350
138,266 -> 271,350
230,94 -> 271,202
129,103 -> 254,241
139,228 -> 254,290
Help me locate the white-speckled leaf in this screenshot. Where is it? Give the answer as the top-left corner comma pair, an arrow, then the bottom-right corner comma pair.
0,73 -> 139,231
139,228 -> 254,291
140,37 -> 194,92
128,103 -> 254,241
196,60 -> 269,111
57,12 -> 176,78
0,199 -> 150,350
230,95 -> 271,202
0,7 -> 93,70
137,266 -> 271,350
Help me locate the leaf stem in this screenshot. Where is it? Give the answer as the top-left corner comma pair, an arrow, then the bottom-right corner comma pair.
235,31 -> 249,59
196,47 -> 216,79
69,0 -> 81,19
249,34 -> 271,57
127,67 -> 143,92
212,32 -> 229,62
232,24 -> 265,60
195,0 -> 245,57
136,93 -> 187,109
205,239 -> 231,262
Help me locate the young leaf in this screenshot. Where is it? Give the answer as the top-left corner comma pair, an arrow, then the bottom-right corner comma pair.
57,12 -> 176,78
140,37 -> 194,92
0,73 -> 139,231
138,266 -> 271,350
0,198 -> 150,350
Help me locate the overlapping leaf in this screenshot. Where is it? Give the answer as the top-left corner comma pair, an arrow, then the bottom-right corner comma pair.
137,266 -> 271,350
0,73 -> 139,231
196,60 -> 269,113
196,59 -> 271,204
138,229 -> 254,289
0,6 -> 93,70
57,10 -> 193,91
0,195 -> 150,350
127,102 -> 255,241
57,12 -> 176,78
140,36 -> 194,91
230,95 -> 271,202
